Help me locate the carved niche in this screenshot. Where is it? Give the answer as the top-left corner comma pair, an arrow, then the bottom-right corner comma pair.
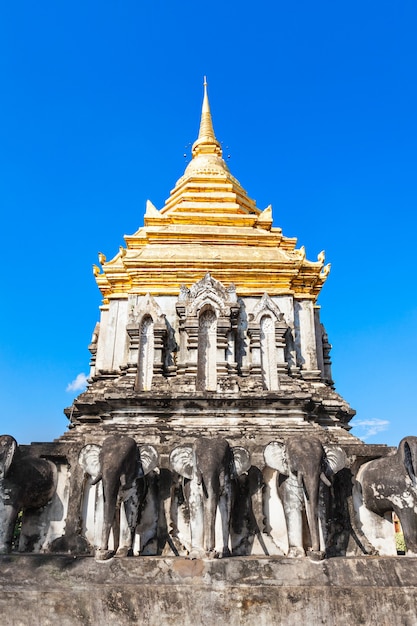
126,294 -> 168,390
247,293 -> 288,391
175,273 -> 240,391
88,322 -> 100,378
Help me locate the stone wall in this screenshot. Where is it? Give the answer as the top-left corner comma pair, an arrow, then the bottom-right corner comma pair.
0,555 -> 416,625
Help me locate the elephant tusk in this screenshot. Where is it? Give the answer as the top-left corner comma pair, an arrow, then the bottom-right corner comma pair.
90,473 -> 102,485
320,472 -> 331,487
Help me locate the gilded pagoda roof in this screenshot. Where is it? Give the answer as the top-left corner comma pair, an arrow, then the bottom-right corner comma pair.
94,81 -> 330,302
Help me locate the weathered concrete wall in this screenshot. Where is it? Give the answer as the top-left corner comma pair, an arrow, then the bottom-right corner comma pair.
0,555 -> 416,625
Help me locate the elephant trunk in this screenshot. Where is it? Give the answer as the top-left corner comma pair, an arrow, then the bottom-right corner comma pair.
203,476 -> 219,554
0,499 -> 19,553
397,507 -> 417,555
100,481 -> 120,553
302,473 -> 321,553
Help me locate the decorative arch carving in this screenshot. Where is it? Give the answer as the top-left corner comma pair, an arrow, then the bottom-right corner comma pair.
248,293 -> 288,390
126,294 -> 168,390
251,293 -> 285,325
178,273 -> 238,318
128,293 -> 165,326
197,305 -> 218,391
176,273 -> 240,391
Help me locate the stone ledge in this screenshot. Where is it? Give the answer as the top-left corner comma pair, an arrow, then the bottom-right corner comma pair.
0,556 -> 416,625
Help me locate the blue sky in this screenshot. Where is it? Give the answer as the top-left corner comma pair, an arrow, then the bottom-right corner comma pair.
1,1 -> 416,445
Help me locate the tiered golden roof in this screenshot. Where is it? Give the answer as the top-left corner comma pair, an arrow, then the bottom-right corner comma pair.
95,80 -> 330,302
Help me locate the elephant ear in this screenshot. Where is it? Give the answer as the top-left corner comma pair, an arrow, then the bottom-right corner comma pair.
0,435 -> 17,479
78,444 -> 102,483
264,441 -> 288,475
399,437 -> 417,486
138,444 -> 159,476
169,445 -> 193,480
323,445 -> 347,476
231,447 -> 251,477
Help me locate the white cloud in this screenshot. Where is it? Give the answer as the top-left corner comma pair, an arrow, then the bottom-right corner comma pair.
352,418 -> 389,440
66,373 -> 88,392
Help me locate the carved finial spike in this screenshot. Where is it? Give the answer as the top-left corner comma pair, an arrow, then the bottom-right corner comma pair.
92,264 -> 100,277
98,252 -> 106,266
317,250 -> 325,264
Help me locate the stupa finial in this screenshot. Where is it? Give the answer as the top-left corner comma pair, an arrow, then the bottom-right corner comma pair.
192,77 -> 222,158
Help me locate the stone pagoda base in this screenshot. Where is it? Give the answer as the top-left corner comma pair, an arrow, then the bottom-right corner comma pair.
0,555 -> 416,625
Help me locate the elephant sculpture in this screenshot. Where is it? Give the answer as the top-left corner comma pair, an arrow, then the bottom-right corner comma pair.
264,436 -> 346,559
0,435 -> 57,553
169,437 -> 251,559
355,436 -> 417,556
79,434 -> 159,560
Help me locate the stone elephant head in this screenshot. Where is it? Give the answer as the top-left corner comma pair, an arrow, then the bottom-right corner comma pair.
170,437 -> 251,558
264,436 -> 346,559
79,434 -> 159,560
356,435 -> 417,556
0,435 -> 57,553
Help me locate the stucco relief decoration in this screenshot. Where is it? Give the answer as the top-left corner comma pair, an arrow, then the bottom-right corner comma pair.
128,293 -> 165,326
178,273 -> 239,319
250,293 -> 286,326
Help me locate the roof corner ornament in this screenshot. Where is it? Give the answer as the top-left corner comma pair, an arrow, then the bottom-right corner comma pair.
321,263 -> 331,278
145,199 -> 160,217
317,250 -> 325,264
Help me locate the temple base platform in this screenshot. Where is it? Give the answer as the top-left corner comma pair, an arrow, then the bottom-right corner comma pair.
1,555 -> 416,625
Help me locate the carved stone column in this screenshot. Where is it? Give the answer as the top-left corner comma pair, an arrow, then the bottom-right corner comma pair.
183,319 -> 199,380
227,305 -> 240,377
294,299 -> 321,381
247,325 -> 263,384
322,327 -> 334,387
314,307 -> 325,379
125,324 -> 140,377
217,316 -> 231,379
275,324 -> 288,374
88,323 -> 100,379
176,302 -> 187,376
153,321 -> 167,379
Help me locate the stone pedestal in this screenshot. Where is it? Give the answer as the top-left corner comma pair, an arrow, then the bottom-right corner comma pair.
1,555 -> 416,626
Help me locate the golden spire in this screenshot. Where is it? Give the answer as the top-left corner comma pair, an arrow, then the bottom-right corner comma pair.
192,77 -> 222,158
96,81 -> 328,302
